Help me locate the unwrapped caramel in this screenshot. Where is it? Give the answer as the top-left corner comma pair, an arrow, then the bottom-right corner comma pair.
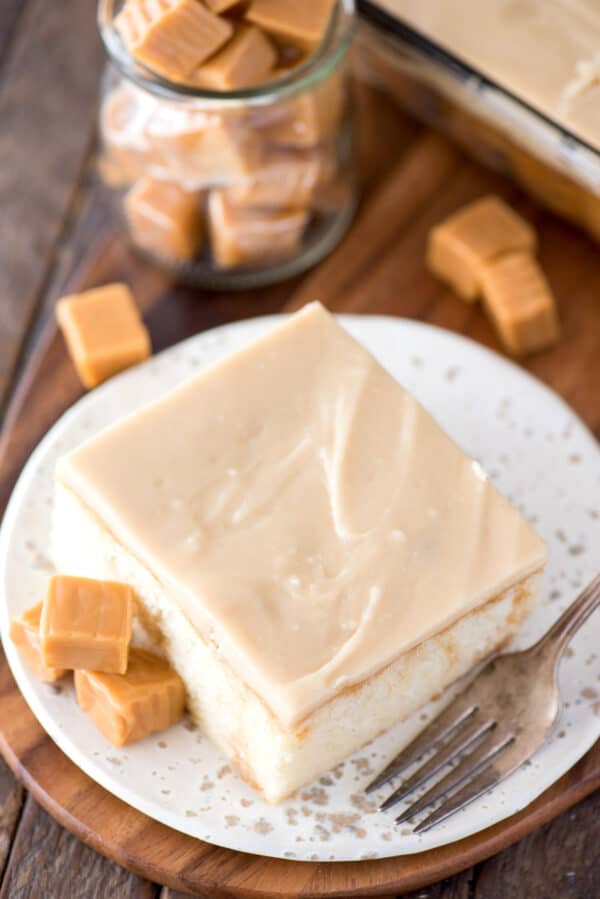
224,149 -> 323,208
260,71 -> 345,149
10,602 -> 66,683
56,284 -> 151,389
192,24 -> 277,91
480,252 -> 560,355
427,195 -> 537,301
116,0 -> 232,81
40,575 -> 133,674
208,189 -> 309,267
125,177 -> 203,262
246,0 -> 337,50
205,0 -> 241,10
100,84 -> 158,188
75,649 -> 186,747
145,108 -> 262,187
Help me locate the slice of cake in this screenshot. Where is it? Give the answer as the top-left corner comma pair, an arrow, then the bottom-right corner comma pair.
52,302 -> 546,802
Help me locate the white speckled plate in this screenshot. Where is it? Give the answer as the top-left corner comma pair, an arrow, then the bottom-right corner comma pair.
1,315 -> 599,862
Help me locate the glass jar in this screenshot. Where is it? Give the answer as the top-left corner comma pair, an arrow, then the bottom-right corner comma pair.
97,0 -> 357,288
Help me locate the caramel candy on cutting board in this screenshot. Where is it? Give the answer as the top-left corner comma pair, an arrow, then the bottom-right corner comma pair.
245,0 -> 337,49
10,602 -> 66,683
480,251 -> 560,355
125,176 -> 203,262
115,0 -> 232,81
192,24 -> 277,90
208,189 -> 309,267
56,284 -> 151,389
40,575 -> 133,674
75,649 -> 185,747
427,195 -> 537,301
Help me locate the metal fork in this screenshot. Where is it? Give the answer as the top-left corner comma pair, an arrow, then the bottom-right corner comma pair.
365,574 -> 600,833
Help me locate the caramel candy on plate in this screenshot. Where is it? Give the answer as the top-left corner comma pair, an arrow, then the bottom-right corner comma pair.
75,649 -> 185,747
480,251 -> 560,356
192,24 -> 277,91
125,176 -> 203,262
9,602 -> 66,683
40,575 -> 133,674
208,189 -> 309,268
245,0 -> 337,50
56,283 -> 151,389
115,0 -> 232,81
427,195 -> 537,301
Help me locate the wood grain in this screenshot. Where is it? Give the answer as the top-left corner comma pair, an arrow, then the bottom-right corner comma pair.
161,890 -> 211,899
0,85 -> 599,897
400,876 -> 472,899
472,790 -> 600,899
0,0 -> 27,69
0,0 -> 104,418
0,795 -> 157,899
0,758 -> 23,878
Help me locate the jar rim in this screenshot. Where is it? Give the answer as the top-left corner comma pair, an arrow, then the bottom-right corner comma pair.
97,0 -> 356,106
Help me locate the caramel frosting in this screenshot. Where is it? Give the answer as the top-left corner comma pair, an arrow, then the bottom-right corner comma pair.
375,0 -> 600,151
56,303 -> 546,729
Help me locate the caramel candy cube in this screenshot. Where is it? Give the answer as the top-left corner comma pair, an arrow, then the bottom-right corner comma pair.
75,649 -> 185,747
9,602 -> 66,683
208,189 -> 309,268
99,84 -> 167,188
125,177 -> 203,262
260,70 -> 345,149
225,149 -> 323,209
480,252 -> 560,356
40,575 -> 133,674
115,0 -> 232,81
56,284 -> 151,389
100,85 -> 149,188
192,24 -> 277,91
205,0 -> 242,11
427,195 -> 537,301
245,0 -> 337,49
146,109 -> 261,187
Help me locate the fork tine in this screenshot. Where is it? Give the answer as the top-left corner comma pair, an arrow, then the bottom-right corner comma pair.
379,717 -> 495,811
365,699 -> 477,795
414,763 -> 510,833
395,732 -> 514,825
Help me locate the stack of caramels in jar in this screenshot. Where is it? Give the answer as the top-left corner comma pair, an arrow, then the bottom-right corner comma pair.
101,0 -> 350,272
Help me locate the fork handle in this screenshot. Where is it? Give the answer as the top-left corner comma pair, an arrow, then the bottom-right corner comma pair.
532,572 -> 600,663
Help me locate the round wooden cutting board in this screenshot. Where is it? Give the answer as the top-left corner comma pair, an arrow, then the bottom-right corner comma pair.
2,93 -> 600,895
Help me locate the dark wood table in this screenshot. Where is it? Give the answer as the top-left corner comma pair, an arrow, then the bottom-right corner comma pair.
0,1 -> 599,896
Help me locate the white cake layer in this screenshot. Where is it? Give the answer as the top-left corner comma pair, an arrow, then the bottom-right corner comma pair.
52,482 -> 541,802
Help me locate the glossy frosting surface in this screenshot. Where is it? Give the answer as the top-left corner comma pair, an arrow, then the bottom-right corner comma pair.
56,304 -> 546,728
377,0 -> 600,150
